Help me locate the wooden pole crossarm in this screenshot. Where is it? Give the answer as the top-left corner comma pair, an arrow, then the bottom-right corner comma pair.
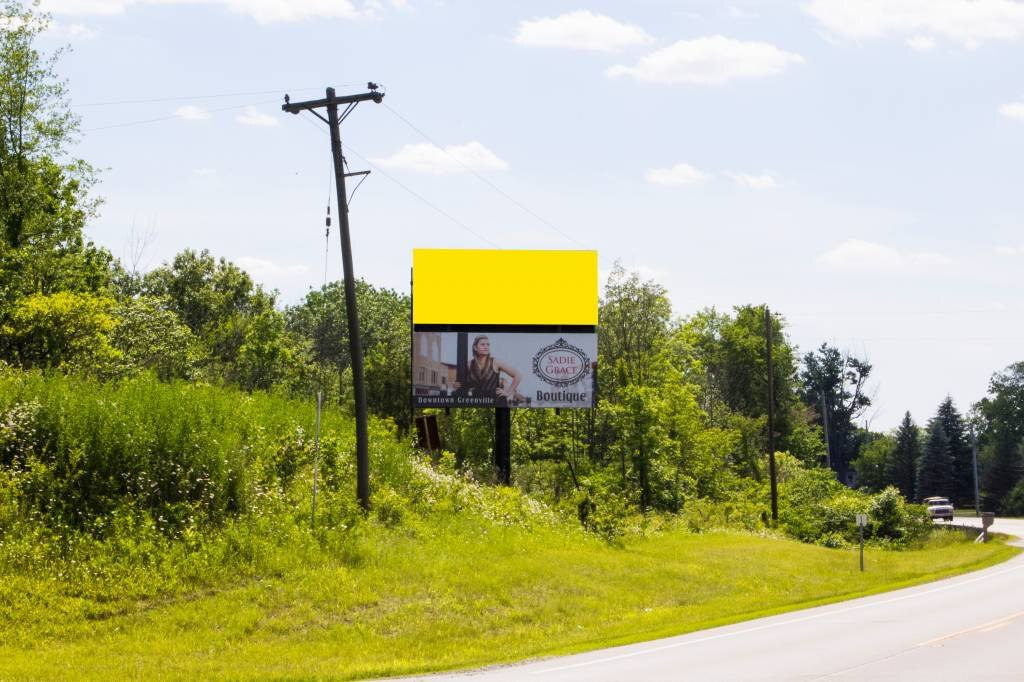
282,90 -> 383,114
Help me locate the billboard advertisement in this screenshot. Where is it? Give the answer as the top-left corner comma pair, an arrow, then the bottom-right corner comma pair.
413,331 -> 596,409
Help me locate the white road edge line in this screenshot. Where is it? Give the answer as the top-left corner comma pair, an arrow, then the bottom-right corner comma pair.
532,560 -> 1024,675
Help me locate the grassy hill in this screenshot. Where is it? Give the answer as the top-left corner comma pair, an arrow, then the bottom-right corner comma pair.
0,371 -> 1017,680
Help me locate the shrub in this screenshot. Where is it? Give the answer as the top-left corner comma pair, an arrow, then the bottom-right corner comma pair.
1,292 -> 120,375
778,463 -> 930,548
1000,481 -> 1024,516
109,296 -> 199,380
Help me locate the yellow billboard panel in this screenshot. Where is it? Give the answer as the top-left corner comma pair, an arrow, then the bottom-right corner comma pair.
413,249 -> 598,326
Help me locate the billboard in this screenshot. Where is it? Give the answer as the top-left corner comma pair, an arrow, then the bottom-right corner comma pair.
412,249 -> 598,326
412,249 -> 598,410
413,331 -> 596,408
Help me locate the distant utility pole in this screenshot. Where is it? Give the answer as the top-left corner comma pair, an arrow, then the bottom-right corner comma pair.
283,84 -> 384,512
765,306 -> 778,523
820,393 -> 832,473
971,429 -> 981,517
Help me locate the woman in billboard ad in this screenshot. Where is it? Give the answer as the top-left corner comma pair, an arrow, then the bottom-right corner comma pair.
456,335 -> 523,406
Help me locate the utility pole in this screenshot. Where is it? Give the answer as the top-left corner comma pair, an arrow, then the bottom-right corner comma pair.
971,429 -> 981,517
765,306 -> 778,523
283,84 -> 383,511
821,393 -> 833,473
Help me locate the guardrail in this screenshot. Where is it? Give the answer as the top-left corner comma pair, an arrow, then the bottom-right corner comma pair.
934,513 -> 995,542
933,521 -> 986,542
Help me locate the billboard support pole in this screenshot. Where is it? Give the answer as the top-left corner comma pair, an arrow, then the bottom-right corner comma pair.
495,407 -> 511,485
283,85 -> 384,512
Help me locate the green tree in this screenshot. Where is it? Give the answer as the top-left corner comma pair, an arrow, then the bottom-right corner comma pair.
916,419 -> 953,501
801,344 -> 872,484
142,249 -> 273,337
885,412 -> 920,499
976,362 -> 1024,510
597,264 -> 672,396
0,0 -> 107,320
141,249 -> 277,381
852,434 -> 893,492
935,396 -> 973,506
109,296 -> 199,380
676,305 -> 819,464
286,279 -> 411,431
232,309 -> 293,391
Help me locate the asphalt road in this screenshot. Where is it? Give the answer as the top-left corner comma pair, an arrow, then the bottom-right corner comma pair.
408,517 -> 1024,682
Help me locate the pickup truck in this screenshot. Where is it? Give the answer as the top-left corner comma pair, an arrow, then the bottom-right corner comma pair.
923,496 -> 954,522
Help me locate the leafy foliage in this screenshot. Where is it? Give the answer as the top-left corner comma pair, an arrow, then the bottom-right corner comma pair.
976,362 -> 1024,511
285,279 -> 411,430
852,434 -> 893,492
0,0 -> 104,313
109,296 -> 199,380
0,291 -> 119,373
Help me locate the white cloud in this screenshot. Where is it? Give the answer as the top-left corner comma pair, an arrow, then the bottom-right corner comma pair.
193,167 -> 217,176
995,245 -> 1021,256
728,172 -> 778,189
175,105 -> 210,121
235,106 -> 279,127
907,35 -> 936,50
727,6 -> 757,19
999,101 -> 1024,120
514,11 -> 653,51
45,21 -> 99,39
221,0 -> 361,23
817,239 -> 953,272
235,257 -> 309,277
805,0 -> 1024,48
41,0 -> 364,23
645,163 -> 708,186
607,35 -> 804,85
41,0 -> 131,15
370,141 -> 507,175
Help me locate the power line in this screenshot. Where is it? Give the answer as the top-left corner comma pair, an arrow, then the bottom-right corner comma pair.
382,102 -> 583,248
297,113 -> 500,247
72,86 -> 362,108
82,98 -> 281,132
787,309 -> 1019,317
345,144 -> 501,248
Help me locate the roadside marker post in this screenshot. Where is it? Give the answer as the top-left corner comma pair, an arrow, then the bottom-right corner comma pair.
856,514 -> 867,572
313,391 -> 322,531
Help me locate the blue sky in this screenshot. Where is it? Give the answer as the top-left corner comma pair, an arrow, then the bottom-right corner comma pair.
36,0 -> 1024,429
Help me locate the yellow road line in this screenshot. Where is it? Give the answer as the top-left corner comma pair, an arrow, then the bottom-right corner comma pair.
917,609 -> 1024,647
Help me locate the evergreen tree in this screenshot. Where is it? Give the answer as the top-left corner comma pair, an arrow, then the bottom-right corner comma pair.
916,419 -> 954,500
935,397 -> 973,505
885,412 -> 920,499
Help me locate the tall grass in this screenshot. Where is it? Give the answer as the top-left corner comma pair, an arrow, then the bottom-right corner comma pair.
0,370 -> 1018,680
0,370 -> 375,527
